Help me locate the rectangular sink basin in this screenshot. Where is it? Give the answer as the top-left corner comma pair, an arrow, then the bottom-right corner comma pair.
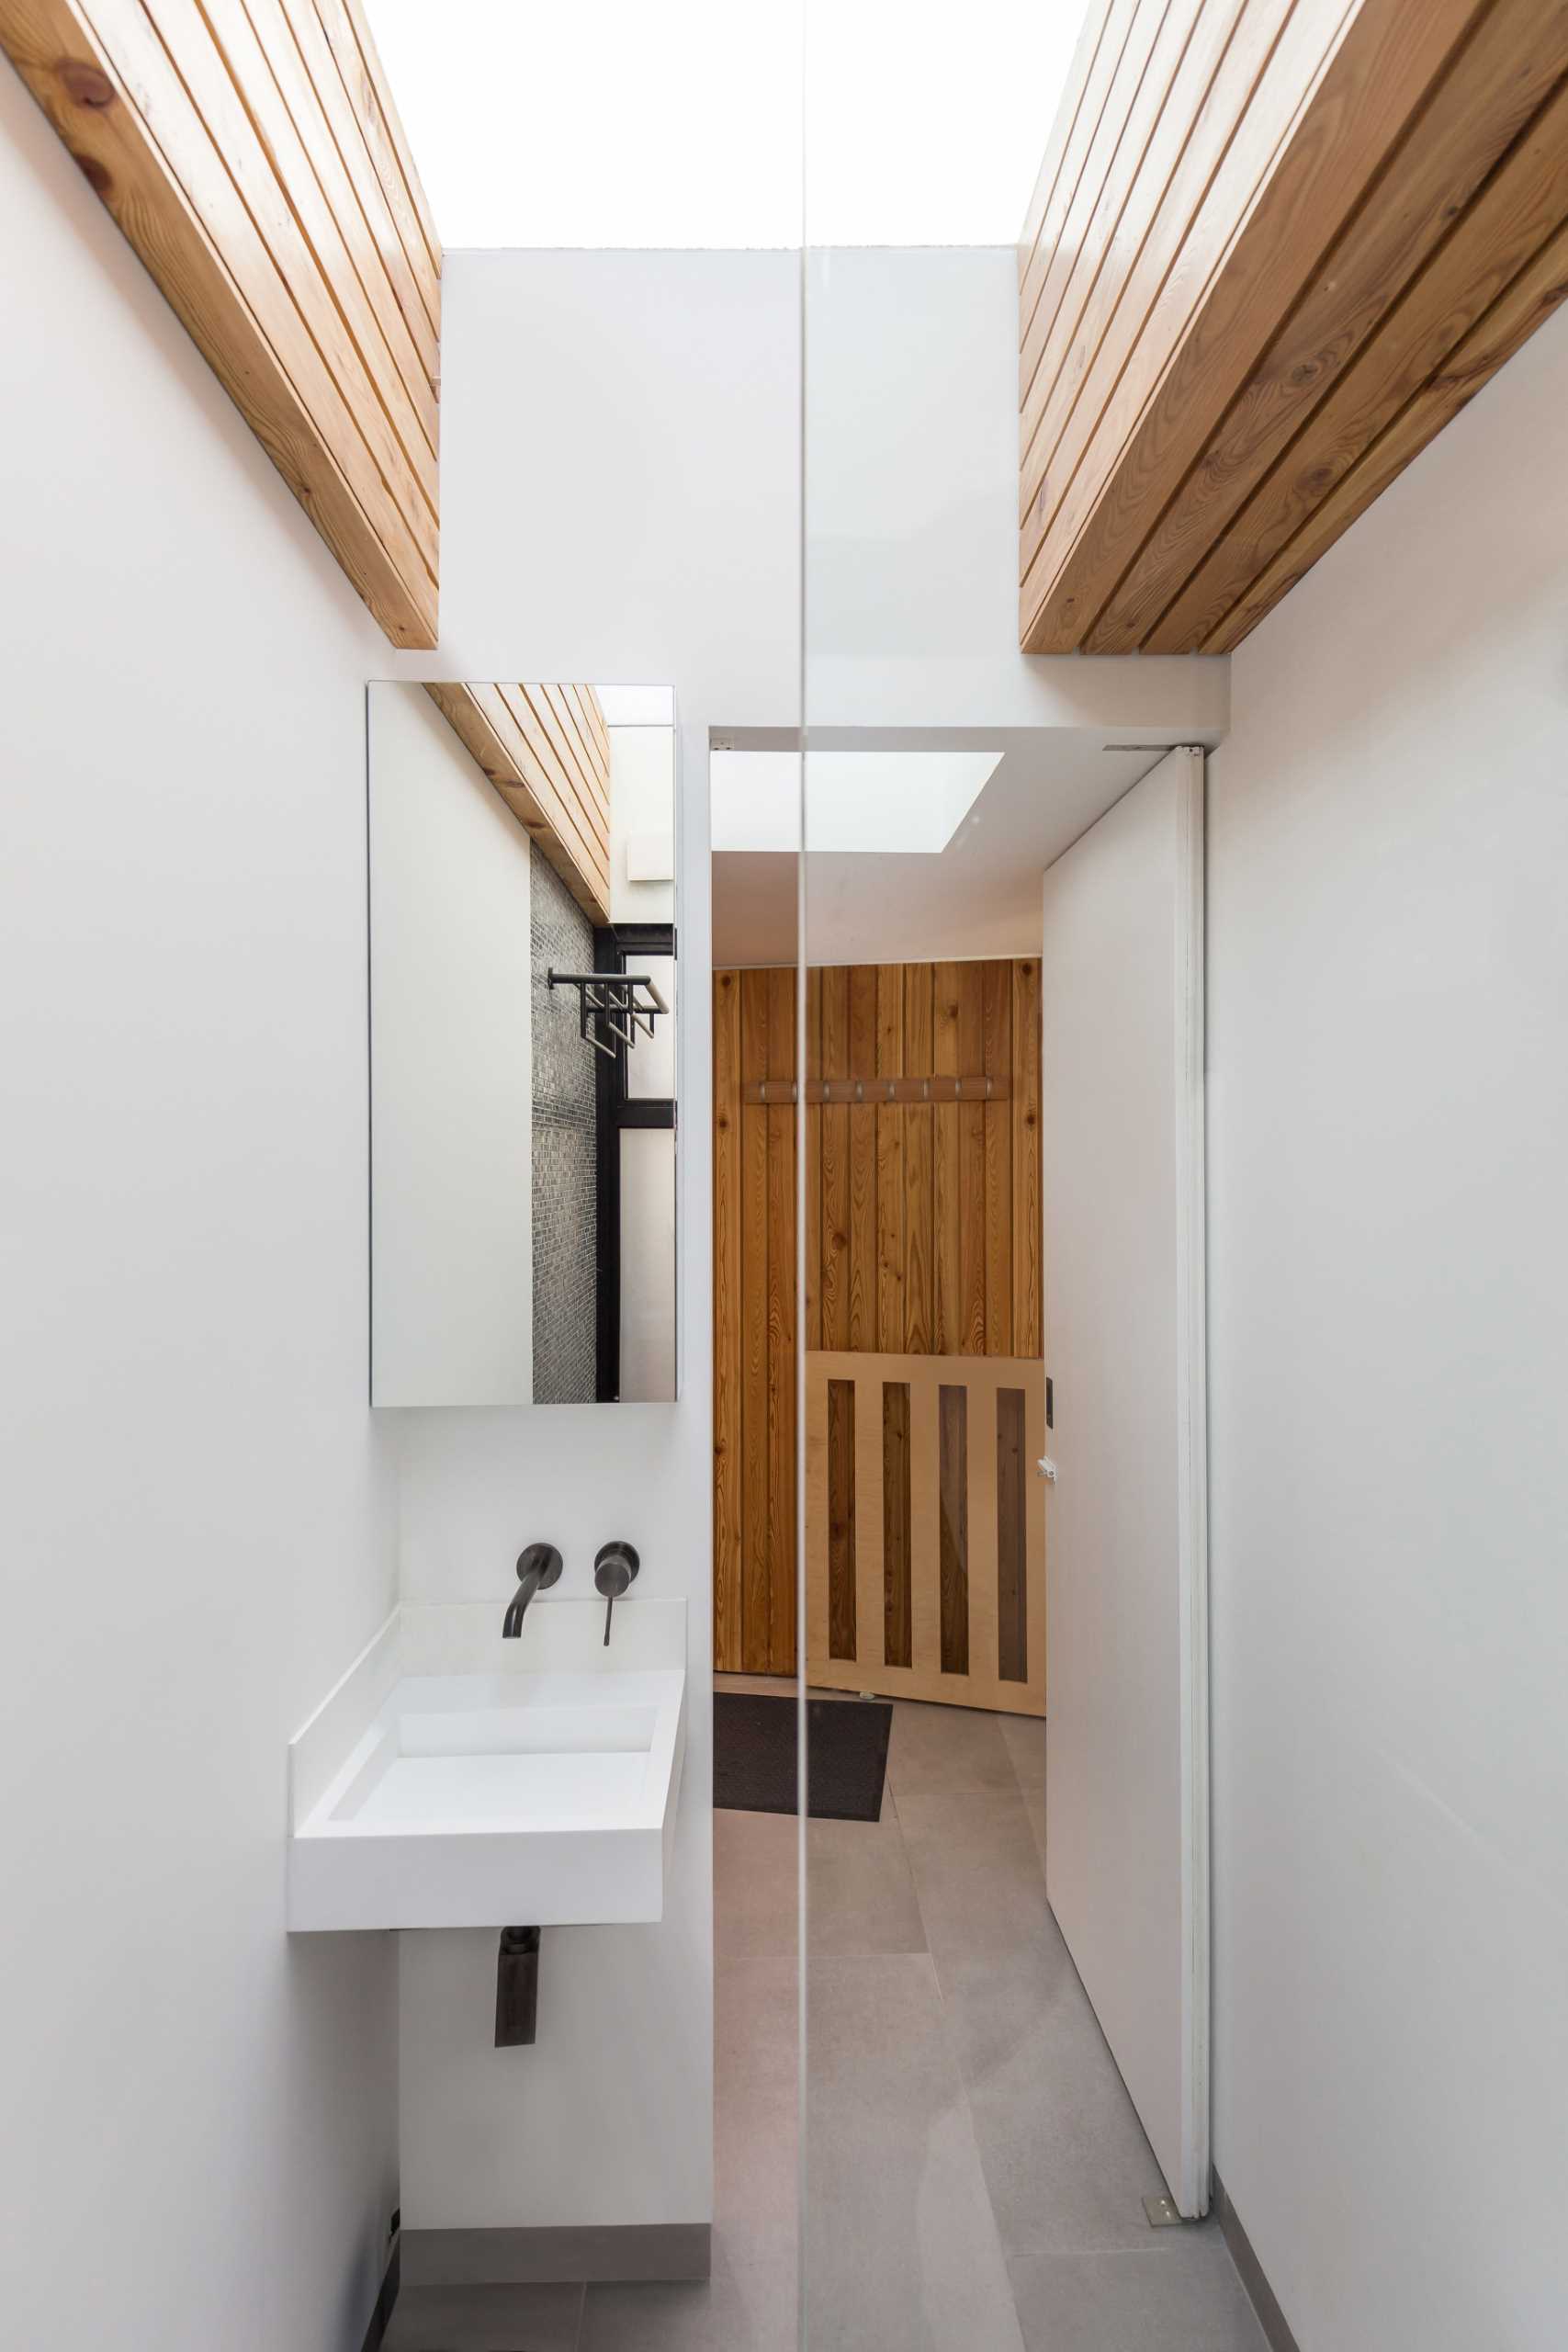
288,1601 -> 686,1931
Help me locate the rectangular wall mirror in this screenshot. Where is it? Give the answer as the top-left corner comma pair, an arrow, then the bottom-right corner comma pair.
367,681 -> 677,1407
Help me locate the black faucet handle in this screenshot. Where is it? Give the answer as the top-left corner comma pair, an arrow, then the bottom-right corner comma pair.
593,1543 -> 639,1645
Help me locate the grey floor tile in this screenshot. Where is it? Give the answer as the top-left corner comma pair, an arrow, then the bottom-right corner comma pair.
715,1806 -> 797,1961
1008,2241 -> 1269,2352
716,1957 -> 798,2267
580,2248 -> 796,2351
804,1953 -> 1025,2352
807,1807 -> 927,1957
384,2279 -> 585,2351
896,1788 -> 1057,1964
887,1698 -> 1020,1798
936,1947 -> 1175,2257
716,1798 -> 926,1960
998,1711 -> 1046,1803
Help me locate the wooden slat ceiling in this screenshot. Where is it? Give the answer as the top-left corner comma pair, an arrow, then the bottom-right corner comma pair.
424,682 -> 613,926
1018,0 -> 1568,654
2,0 -> 441,648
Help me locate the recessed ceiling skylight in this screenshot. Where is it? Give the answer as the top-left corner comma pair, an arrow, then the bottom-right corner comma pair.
361,0 -> 1089,248
711,750 -> 1003,854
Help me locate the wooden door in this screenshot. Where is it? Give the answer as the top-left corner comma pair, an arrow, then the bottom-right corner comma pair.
805,1351 -> 1045,1714
713,959 -> 1043,1693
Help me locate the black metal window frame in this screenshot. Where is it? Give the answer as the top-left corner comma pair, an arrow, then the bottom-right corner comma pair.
594,922 -> 676,1402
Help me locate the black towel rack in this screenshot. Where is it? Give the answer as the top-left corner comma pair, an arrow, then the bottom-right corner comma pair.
547,967 -> 669,1057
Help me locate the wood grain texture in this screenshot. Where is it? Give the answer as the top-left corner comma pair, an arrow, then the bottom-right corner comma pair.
827,1379 -> 857,1659
713,960 -> 1043,1683
938,1384 -> 970,1675
883,1379 -> 912,1669
712,971 -> 743,1676
764,966 -> 796,1676
1157,44 -> 1568,650
1,0 -> 442,645
1018,0 -> 1568,653
903,964 -> 935,1352
1100,0 -> 1568,650
423,683 -> 611,923
739,971 -> 772,1674
997,1385 -> 1029,1683
805,1352 -> 1046,1715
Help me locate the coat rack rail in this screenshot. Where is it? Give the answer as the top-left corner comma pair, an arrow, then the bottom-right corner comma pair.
743,1074 -> 1011,1106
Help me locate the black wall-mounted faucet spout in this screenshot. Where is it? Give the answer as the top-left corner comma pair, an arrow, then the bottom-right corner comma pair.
503,1543 -> 563,1637
593,1542 -> 640,1645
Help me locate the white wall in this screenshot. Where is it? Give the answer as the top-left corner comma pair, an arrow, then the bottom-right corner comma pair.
803,246 -> 1228,743
379,247 -> 803,2235
0,70 -> 399,2352
609,722 -> 677,925
368,684 -> 534,1408
1209,304 -> 1568,2347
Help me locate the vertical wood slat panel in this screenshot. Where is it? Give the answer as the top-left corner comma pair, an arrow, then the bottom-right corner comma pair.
765,966 -> 797,1675
852,1366 -> 886,1680
883,1380 -> 913,1670
957,964 -> 987,1351
909,1369 -> 942,1678
966,1378 -> 1000,1691
903,964 -> 935,1352
806,1351 -> 1045,1716
938,1383 -> 970,1676
983,960 -> 1013,1353
805,967 -> 822,1351
932,963 -> 962,1351
847,965 -> 879,1348
827,1379 -> 857,1659
712,972 -> 743,1673
819,966 -> 851,1350
997,1387 -> 1028,1683
804,1371 -> 830,1692
739,972 -> 772,1674
875,965 -> 906,1351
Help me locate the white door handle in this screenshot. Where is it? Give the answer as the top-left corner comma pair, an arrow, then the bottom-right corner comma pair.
1037,1455 -> 1058,1483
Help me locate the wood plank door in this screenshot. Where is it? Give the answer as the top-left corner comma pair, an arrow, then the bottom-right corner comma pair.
805,1351 -> 1045,1714
1040,746 -> 1210,2214
714,959 -> 1043,1693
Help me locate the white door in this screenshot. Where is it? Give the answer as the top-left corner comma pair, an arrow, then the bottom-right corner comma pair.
1040,745 -> 1209,2215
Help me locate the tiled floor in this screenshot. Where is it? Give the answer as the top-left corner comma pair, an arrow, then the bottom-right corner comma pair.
388,1687 -> 1268,2351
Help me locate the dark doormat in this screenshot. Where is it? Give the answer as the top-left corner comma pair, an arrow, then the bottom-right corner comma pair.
715,1691 -> 892,1822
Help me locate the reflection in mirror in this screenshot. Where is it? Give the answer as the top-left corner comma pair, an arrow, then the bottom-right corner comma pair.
367,682 -> 677,1408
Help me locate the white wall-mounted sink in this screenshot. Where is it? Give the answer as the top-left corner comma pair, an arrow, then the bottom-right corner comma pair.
288,1600 -> 686,1931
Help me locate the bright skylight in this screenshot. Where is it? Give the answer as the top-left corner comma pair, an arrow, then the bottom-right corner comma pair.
362,0 -> 1089,249
711,751 -> 1003,854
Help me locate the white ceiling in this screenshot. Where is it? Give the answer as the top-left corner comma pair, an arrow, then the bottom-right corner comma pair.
362,0 -> 1089,248
711,731 -> 1184,967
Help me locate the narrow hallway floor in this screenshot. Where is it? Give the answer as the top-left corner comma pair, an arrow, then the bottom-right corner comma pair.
389,1691 -> 1268,2352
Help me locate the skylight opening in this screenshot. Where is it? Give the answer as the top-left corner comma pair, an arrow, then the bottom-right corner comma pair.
361,0 -> 1089,250
711,751 -> 1003,855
